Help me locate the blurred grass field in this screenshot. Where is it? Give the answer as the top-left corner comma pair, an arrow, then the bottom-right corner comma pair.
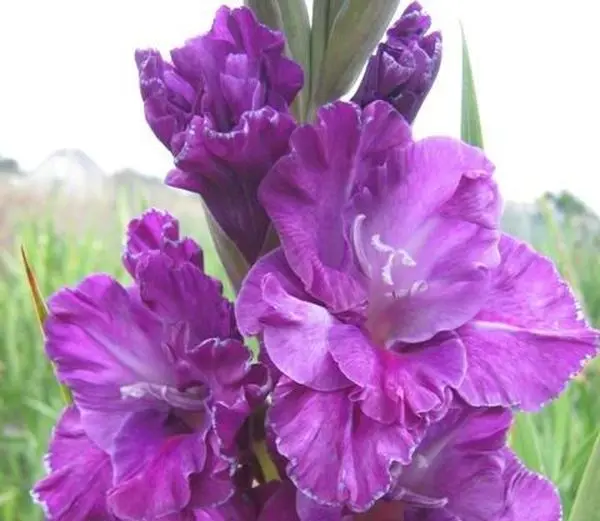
0,184 -> 599,520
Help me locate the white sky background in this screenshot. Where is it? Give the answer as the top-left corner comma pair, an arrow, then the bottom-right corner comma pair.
1,1 -> 599,209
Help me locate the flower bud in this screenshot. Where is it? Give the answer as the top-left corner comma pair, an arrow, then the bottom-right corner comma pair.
352,2 -> 442,123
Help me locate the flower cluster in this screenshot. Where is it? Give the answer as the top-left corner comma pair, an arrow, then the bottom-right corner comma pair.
33,3 -> 597,521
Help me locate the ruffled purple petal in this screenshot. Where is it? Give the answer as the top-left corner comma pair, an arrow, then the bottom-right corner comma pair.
296,492 -> 346,521
270,378 -> 418,511
396,404 -> 510,520
259,101 -> 412,313
236,249 -> 351,392
184,337 -> 271,454
499,449 -> 561,521
123,209 -> 203,277
236,248 -> 309,337
136,252 -> 239,350
108,409 -> 232,520
135,48 -> 194,150
171,107 -> 297,263
31,406 -> 115,521
44,275 -> 171,449
260,273 -> 353,391
256,481 -> 300,521
458,234 -> 599,410
169,6 -> 302,124
352,136 -> 501,345
328,329 -> 465,424
195,492 -> 258,521
45,275 -> 170,388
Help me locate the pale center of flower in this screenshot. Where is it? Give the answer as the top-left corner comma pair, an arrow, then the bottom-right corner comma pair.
352,214 -> 429,347
120,382 -> 208,430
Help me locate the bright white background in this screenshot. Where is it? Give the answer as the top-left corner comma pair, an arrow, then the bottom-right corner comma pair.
1,1 -> 599,208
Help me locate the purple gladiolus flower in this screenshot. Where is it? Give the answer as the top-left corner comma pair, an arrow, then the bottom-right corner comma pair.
352,2 -> 442,123
136,5 -> 303,263
35,210 -> 270,520
295,402 -> 561,521
236,100 -> 598,509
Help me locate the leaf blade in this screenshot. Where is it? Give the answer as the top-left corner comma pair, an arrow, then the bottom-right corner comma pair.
20,245 -> 73,405
460,23 -> 484,149
568,429 -> 600,521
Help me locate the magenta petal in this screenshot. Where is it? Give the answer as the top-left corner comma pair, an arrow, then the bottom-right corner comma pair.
296,493 -> 342,521
174,107 -> 297,263
45,275 -> 170,389
499,449 -> 561,521
184,337 -> 271,454
135,48 -> 193,150
259,101 -> 412,312
236,248 -> 308,337
195,493 -> 258,521
397,404 -> 511,521
136,253 -> 239,348
31,406 -> 115,521
123,209 -> 203,277
458,234 -> 599,410
260,274 -> 352,391
108,409 -> 232,520
270,378 -> 416,511
237,249 -> 351,391
257,481 -> 300,521
329,329 -> 466,423
44,275 -> 172,450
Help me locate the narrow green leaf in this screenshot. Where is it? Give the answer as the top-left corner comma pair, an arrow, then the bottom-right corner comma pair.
20,245 -> 48,329
568,429 -> 600,521
309,0 -> 332,120
557,428 -> 599,490
204,209 -> 249,294
245,0 -> 310,121
510,413 -> 546,475
20,245 -> 73,405
311,0 -> 399,111
276,0 -> 310,121
548,392 -> 572,483
460,23 -> 484,149
327,0 -> 346,32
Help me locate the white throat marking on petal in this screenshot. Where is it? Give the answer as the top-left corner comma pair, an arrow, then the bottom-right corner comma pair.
370,234 -> 417,287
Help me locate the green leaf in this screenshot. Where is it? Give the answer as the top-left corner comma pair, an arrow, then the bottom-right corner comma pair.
568,429 -> 600,521
327,0 -> 345,32
460,23 -> 484,149
557,427 -> 600,491
548,391 -> 572,483
311,0 -> 400,112
20,246 -> 73,405
308,0 -> 333,120
204,208 -> 249,294
245,0 -> 310,121
20,245 -> 48,329
509,412 -> 546,475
